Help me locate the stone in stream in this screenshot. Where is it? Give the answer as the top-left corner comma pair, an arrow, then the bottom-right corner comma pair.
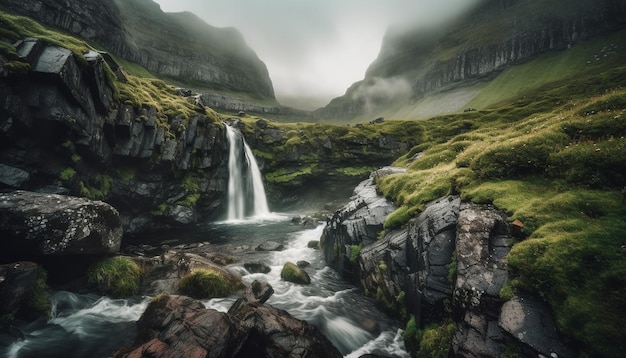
280,262 -> 311,285
113,281 -> 342,358
0,190 -> 122,260
256,240 -> 284,251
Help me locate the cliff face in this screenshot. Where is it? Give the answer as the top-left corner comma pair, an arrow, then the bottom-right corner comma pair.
318,0 -> 626,121
0,37 -> 229,234
1,0 -> 275,100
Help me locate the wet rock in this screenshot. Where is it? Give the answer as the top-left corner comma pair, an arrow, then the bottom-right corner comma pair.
116,283 -> 341,358
0,261 -> 41,318
230,301 -> 342,358
0,163 -> 30,188
405,196 -> 460,322
307,240 -> 320,249
136,251 -> 242,296
499,296 -> 573,358
0,191 -> 122,260
280,262 -> 311,285
124,295 -> 247,358
256,240 -> 284,251
228,279 -> 274,313
321,167 -> 405,277
296,260 -> 310,268
452,203 -> 512,357
244,262 -> 271,274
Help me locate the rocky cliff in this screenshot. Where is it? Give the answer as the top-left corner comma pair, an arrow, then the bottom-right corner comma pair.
0,13 -> 420,234
321,169 -> 574,357
0,34 -> 230,234
1,0 -> 276,101
317,0 -> 626,121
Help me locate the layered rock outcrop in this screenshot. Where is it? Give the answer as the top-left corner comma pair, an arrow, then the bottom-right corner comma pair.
322,171 -> 573,357
0,37 -> 229,234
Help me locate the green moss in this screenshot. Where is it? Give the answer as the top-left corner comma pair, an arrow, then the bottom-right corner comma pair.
378,261 -> 388,272
499,284 -> 515,301
177,268 -> 243,299
336,166 -> 378,176
280,262 -> 311,285
418,321 -> 456,358
349,244 -> 362,264
79,174 -> 112,200
88,257 -> 143,298
59,167 -> 76,181
265,166 -> 314,184
27,267 -> 51,319
3,60 -> 30,74
151,203 -> 168,216
71,153 -> 82,163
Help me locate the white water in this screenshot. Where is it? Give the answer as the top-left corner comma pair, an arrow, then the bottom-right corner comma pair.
205,223 -> 410,357
225,125 -> 270,221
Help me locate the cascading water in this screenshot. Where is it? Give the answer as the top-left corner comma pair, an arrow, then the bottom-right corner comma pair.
225,124 -> 270,220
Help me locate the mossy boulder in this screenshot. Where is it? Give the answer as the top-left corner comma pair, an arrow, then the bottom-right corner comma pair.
177,268 -> 244,299
280,262 -> 311,285
88,256 -> 143,298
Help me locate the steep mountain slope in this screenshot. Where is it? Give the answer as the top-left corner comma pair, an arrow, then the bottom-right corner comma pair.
317,0 -> 626,122
0,0 -> 276,102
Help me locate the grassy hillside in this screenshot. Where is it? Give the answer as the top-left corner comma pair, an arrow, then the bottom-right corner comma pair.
376,63 -> 626,356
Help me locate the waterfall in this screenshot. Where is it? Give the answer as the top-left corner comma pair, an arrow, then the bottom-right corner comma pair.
225,124 -> 270,220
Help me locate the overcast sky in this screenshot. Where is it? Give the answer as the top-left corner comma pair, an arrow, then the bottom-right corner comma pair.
153,0 -> 479,110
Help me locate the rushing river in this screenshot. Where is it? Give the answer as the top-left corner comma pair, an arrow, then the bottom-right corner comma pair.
3,216 -> 408,358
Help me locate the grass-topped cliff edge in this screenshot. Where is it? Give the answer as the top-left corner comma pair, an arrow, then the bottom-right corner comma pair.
375,65 -> 626,356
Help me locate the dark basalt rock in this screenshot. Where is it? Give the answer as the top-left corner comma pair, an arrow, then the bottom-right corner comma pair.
0,190 -> 122,260
0,261 -> 40,317
321,167 -> 405,277
325,168 -> 574,356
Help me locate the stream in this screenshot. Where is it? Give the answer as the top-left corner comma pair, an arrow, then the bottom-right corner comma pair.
3,216 -> 409,358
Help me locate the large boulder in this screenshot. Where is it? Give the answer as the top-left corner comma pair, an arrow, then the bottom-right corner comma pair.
126,295 -> 247,358
0,190 -> 122,260
115,281 -> 342,358
321,167 -> 405,277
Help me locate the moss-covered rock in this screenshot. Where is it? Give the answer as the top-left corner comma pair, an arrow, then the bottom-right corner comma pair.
88,256 -> 143,298
177,268 -> 244,299
280,262 -> 311,285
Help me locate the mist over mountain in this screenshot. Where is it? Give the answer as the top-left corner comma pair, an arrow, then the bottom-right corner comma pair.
317,0 -> 626,122
1,0 -> 275,101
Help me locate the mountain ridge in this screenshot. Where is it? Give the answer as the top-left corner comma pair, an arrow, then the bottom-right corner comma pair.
0,0 -> 286,114
317,0 -> 626,122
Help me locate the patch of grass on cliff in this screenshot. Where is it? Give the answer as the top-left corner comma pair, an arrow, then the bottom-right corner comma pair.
0,10 -> 92,64
404,316 -> 456,358
377,65 -> 626,355
466,30 -> 626,110
88,257 -> 143,298
0,10 -> 219,131
177,268 -> 243,299
265,166 -> 314,184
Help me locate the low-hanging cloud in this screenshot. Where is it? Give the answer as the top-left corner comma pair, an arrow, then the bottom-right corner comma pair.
351,77 -> 413,114
153,0 -> 483,109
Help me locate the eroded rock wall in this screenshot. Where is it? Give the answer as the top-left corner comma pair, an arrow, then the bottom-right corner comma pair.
0,38 -> 229,234
322,172 -> 573,357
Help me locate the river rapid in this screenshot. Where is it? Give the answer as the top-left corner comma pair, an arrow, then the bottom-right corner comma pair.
3,216 -> 409,358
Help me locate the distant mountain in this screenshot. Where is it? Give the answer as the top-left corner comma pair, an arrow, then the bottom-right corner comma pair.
317,0 -> 626,122
1,0 -> 275,100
